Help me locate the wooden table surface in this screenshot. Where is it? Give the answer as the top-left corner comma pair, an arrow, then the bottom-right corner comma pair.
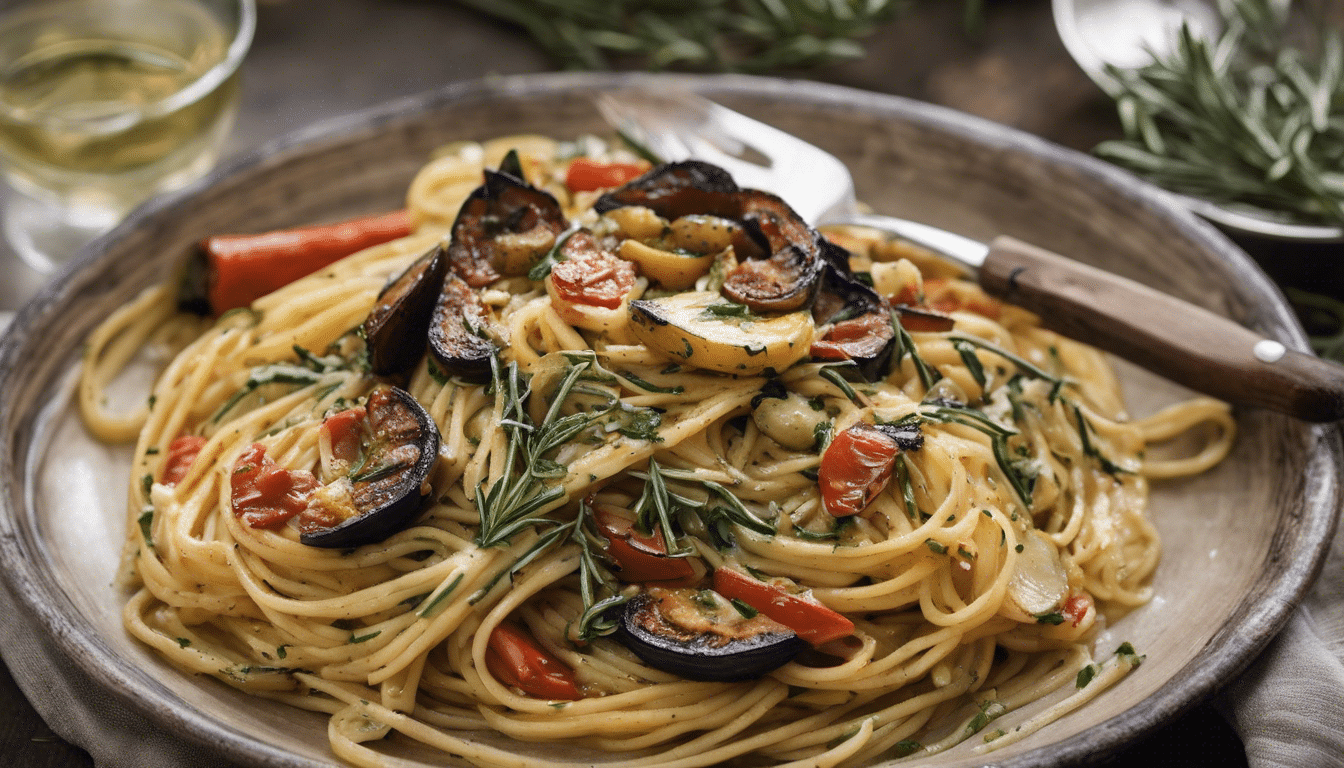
6,0 -> 1336,764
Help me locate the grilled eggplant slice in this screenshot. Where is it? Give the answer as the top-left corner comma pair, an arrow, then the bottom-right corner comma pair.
363,244 -> 450,376
449,169 -> 568,286
617,588 -> 806,682
428,276 -> 496,383
593,160 -> 740,220
300,385 -> 440,548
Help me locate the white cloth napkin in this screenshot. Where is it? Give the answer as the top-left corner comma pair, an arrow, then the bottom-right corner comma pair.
1225,507 -> 1344,768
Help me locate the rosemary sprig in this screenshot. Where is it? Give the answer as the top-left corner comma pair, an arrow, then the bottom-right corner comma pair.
455,0 -> 909,72
1095,0 -> 1344,226
475,357 -> 608,547
572,501 -> 628,640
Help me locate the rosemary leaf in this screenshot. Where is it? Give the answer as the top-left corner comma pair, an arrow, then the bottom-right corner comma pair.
1097,0 -> 1344,226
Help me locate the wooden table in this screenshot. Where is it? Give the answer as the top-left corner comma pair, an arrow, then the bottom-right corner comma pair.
9,0 -> 1333,763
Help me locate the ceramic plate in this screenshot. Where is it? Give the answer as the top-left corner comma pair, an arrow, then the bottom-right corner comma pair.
1,72 -> 1339,767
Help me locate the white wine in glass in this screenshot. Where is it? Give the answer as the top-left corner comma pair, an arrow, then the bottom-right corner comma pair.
0,0 -> 254,272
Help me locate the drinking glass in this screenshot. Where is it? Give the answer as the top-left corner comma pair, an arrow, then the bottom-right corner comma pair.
0,0 -> 255,273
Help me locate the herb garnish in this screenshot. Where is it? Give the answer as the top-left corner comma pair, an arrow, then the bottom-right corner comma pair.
1095,0 -> 1344,226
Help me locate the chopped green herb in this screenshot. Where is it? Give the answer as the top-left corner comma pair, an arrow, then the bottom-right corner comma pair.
892,739 -> 922,757
138,508 -> 154,548
965,699 -> 1006,735
1076,664 -> 1097,688
730,598 -> 759,618
925,538 -> 948,555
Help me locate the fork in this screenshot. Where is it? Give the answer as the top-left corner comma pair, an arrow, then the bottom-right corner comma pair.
597,88 -> 1344,423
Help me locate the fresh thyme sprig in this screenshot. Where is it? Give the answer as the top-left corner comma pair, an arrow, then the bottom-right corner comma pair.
454,0 -> 909,71
1095,0 -> 1344,226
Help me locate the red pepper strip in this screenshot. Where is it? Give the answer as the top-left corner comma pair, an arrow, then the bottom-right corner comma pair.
229,443 -> 319,528
713,565 -> 854,645
160,435 -> 207,486
204,209 -> 412,315
817,423 -> 900,517
565,158 -> 648,193
594,507 -> 698,585
485,623 -> 580,700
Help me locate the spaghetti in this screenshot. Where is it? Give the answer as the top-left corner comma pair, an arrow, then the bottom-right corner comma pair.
80,133 -> 1235,767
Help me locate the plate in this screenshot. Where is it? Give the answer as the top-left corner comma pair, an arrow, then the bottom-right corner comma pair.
0,72 -> 1339,767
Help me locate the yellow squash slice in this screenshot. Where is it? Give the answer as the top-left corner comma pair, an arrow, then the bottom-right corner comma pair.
629,291 -> 815,376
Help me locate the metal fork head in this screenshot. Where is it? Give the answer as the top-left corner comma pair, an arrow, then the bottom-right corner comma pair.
597,88 -> 858,225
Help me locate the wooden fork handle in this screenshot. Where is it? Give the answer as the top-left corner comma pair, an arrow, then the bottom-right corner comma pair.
978,236 -> 1344,422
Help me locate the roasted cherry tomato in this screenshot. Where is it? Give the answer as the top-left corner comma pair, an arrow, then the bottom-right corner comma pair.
594,505 -> 698,585
565,158 -> 648,193
548,233 -> 637,309
320,406 -> 368,467
713,565 -> 854,645
160,435 -> 207,486
818,423 -> 900,517
485,623 -> 580,700
230,443 -> 319,528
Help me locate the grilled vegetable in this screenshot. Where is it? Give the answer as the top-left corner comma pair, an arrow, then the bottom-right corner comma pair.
617,239 -> 716,291
565,158 -> 648,193
183,209 -> 412,315
628,291 -> 814,376
818,422 -> 923,516
896,305 -> 957,333
545,230 -> 640,335
712,565 -> 854,645
363,244 -> 450,376
617,588 -> 806,682
593,160 -> 741,220
449,169 -> 568,286
810,311 -> 896,381
486,623 -> 580,700
299,385 -> 440,548
428,276 -> 496,383
594,504 -> 699,585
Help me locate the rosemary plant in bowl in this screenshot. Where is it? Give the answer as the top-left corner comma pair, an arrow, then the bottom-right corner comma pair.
1076,0 -> 1344,241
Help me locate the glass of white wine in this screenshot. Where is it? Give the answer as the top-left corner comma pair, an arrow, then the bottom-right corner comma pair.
0,0 -> 255,273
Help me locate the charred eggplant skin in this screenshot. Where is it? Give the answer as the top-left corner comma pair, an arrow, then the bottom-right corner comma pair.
873,421 -> 924,452
593,160 -> 740,220
363,244 -> 450,376
449,169 -> 568,287
616,591 -> 806,682
301,386 -> 441,548
428,276 -> 496,383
